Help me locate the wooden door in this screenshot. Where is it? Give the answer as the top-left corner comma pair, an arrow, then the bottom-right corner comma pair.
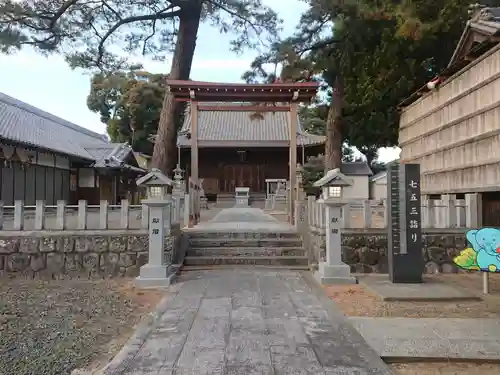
221,165 -> 235,193
99,175 -> 114,203
221,164 -> 264,193
482,192 -> 500,227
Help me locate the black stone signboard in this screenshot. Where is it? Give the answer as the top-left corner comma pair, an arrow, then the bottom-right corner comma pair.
387,163 -> 424,283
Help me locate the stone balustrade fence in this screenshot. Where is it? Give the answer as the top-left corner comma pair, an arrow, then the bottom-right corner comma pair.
305,196 -> 479,230
0,196 -> 191,231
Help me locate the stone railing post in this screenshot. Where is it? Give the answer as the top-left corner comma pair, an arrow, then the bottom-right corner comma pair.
465,193 -> 482,228
307,196 -> 315,228
77,200 -> 87,230
318,199 -> 325,231
120,199 -> 129,229
443,194 -> 457,228
183,193 -> 190,228
141,204 -> 149,229
99,200 -> 108,229
13,200 -> 23,230
423,199 -> 435,228
34,200 -> 45,230
362,199 -> 371,228
56,200 -> 65,230
341,203 -> 351,229
171,197 -> 178,224
456,199 -> 466,227
165,201 -> 172,235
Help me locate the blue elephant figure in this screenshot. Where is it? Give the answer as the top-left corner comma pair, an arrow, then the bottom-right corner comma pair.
466,228 -> 500,272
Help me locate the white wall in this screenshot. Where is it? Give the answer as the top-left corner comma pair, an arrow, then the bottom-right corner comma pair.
78,168 -> 95,187
369,174 -> 387,200
0,144 -> 70,169
343,175 -> 369,200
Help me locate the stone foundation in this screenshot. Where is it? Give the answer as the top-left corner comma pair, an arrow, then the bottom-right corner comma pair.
309,228 -> 469,274
0,225 -> 185,279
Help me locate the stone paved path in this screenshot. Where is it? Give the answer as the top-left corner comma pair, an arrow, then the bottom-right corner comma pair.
190,207 -> 296,232
350,317 -> 500,361
103,270 -> 393,374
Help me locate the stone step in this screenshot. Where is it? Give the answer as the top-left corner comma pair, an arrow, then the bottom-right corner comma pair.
188,238 -> 303,248
186,247 -> 306,257
184,256 -> 309,267
187,231 -> 301,240
181,265 -> 310,271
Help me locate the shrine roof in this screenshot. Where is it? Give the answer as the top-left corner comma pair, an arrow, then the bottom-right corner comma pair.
166,80 -> 319,103
399,7 -> 500,108
175,102 -> 325,147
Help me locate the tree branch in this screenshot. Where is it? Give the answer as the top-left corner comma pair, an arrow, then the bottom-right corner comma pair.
49,0 -> 81,29
205,0 -> 267,46
142,19 -> 157,55
96,5 -> 181,65
101,0 -> 122,20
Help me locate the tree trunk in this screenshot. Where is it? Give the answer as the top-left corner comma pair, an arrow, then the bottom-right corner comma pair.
151,2 -> 202,174
324,75 -> 343,171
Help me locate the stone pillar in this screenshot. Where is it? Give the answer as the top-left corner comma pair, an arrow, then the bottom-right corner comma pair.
315,201 -> 356,284
136,198 -> 175,287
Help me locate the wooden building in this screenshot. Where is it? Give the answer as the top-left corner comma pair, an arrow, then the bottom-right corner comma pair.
176,102 -> 325,197
153,81 -> 373,202
398,7 -> 500,226
0,92 -> 145,206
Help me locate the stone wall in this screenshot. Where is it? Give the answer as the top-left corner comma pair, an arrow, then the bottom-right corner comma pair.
309,228 -> 468,274
0,225 -> 186,279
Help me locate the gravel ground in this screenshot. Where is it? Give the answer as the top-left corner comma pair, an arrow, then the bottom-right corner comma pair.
324,274 -> 500,318
0,278 -> 164,375
391,362 -> 500,374
324,274 -> 500,374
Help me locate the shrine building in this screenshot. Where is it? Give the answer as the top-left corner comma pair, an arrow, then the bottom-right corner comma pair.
161,80 -> 373,203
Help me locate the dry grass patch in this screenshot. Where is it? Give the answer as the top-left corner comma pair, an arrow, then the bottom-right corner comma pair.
324,274 -> 500,318
0,277 -> 164,375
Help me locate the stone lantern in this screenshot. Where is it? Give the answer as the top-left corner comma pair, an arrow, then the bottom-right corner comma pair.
137,168 -> 173,199
172,164 -> 185,195
312,168 -> 356,284
135,168 -> 175,287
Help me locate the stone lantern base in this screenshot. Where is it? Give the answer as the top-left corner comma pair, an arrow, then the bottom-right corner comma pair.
135,264 -> 176,288
314,262 -> 357,285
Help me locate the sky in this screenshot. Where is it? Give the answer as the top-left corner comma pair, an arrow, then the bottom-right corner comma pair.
0,0 -> 400,163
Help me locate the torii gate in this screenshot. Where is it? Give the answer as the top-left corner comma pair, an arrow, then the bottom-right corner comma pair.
166,80 -> 319,223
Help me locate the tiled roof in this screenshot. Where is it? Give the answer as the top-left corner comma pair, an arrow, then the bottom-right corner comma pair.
0,92 -> 108,159
0,92 -> 143,171
449,7 -> 500,65
177,102 -> 325,146
85,143 -> 133,168
369,170 -> 387,182
340,162 -> 373,176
